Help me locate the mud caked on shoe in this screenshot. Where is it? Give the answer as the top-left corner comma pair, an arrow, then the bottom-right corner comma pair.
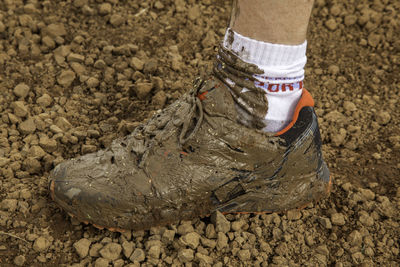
49,47 -> 331,231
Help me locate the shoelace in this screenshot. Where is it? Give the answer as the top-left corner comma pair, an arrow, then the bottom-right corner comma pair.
124,77 -> 207,168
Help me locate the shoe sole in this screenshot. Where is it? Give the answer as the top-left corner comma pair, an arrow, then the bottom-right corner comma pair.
49,164 -> 332,233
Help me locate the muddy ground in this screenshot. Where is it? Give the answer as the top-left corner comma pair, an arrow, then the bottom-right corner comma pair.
0,0 -> 399,266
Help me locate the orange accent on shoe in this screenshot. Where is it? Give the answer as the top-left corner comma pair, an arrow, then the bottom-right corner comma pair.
50,180 -> 55,201
180,151 -> 188,156
197,91 -> 208,100
275,88 -> 315,136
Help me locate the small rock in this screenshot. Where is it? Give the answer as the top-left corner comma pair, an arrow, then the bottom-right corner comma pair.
73,238 -> 91,258
94,59 -> 106,69
180,232 -> 200,249
13,83 -> 30,98
89,243 -> 103,257
211,211 -> 230,233
376,111 -> 391,125
55,117 -> 72,131
19,118 -> 36,134
109,14 -> 124,27
347,230 -> 362,246
359,212 -> 374,227
130,57 -> 144,71
1,199 -> 18,212
57,70 -> 76,87
143,59 -> 158,74
343,101 -> 357,112
86,77 -> 100,88
178,248 -> 194,263
134,82 -> 153,99
325,18 -> 337,31
201,30 -> 216,48
286,209 -> 301,220
188,5 -> 201,21
11,101 -> 28,117
98,3 -> 112,15
28,145 -> 46,159
130,248 -> 145,262
360,189 -> 375,200
99,243 -> 122,261
148,245 -> 161,259
39,136 -> 58,152
162,229 -> 175,244
316,245 -> 329,256
331,213 -> 346,226
318,217 -> 332,229
0,157 -> 10,168
231,220 -> 246,231
195,252 -> 213,265
344,15 -> 357,26
368,33 -> 380,47
36,94 -> 53,107
14,255 -> 25,266
152,90 -> 167,109
94,257 -> 109,267
44,23 -> 67,38
33,236 -> 50,252
238,249 -> 251,261
70,62 -> 86,76
331,128 -> 347,147
67,53 -> 85,63
122,241 -> 134,258
216,232 -> 228,250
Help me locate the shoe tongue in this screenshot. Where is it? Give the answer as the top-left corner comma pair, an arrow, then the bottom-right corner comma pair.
198,77 -> 238,122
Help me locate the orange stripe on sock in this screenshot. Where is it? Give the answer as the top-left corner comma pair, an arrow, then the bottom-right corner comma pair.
275,88 -> 314,136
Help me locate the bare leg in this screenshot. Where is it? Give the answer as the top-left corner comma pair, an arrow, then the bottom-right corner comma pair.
230,0 -> 315,45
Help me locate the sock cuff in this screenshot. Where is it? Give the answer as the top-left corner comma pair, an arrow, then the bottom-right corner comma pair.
223,28 -> 307,69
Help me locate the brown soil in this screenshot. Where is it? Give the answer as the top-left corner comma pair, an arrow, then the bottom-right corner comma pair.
0,0 -> 399,266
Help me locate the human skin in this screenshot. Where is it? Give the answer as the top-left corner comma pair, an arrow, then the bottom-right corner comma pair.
230,0 -> 315,45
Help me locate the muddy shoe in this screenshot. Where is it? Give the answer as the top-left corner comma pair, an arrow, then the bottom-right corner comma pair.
49,49 -> 331,231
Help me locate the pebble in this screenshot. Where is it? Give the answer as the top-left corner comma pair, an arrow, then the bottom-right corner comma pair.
130,248 -> 145,262
89,243 -> 103,257
18,118 -> 36,134
86,77 -> 100,88
1,199 -> 18,211
286,209 -> 301,220
147,245 -> 161,259
325,18 -> 337,31
36,94 -> 53,107
347,230 -> 362,246
368,33 -> 380,47
344,15 -> 357,26
343,101 -> 357,112
73,238 -> 91,258
143,59 -> 158,74
11,101 -> 28,117
216,232 -> 228,250
238,249 -> 251,261
318,217 -> 332,229
161,229 -> 175,244
99,243 -> 122,261
39,136 -> 58,152
109,14 -> 124,27
67,53 -> 85,63
211,211 -> 230,233
231,220 -> 246,231
13,255 -> 26,266
130,57 -> 144,71
376,111 -> 391,125
178,248 -> 194,263
196,252 -> 213,265
13,83 -> 30,98
94,257 -> 109,267
99,3 -> 112,15
152,90 -> 167,109
134,82 -> 153,99
122,241 -> 134,258
331,213 -> 346,226
180,232 -> 200,249
33,236 -> 50,252
57,70 -> 76,87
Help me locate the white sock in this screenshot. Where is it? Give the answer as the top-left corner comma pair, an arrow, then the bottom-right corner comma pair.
223,28 -> 307,133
